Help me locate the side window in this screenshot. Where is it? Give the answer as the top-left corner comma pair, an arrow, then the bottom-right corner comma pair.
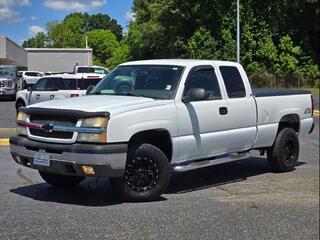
61,79 -> 77,90
184,67 -> 221,100
45,78 -> 62,90
33,78 -> 47,91
220,66 -> 246,98
94,68 -> 106,74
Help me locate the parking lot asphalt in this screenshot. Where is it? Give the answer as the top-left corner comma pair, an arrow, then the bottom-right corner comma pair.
0,116 -> 319,239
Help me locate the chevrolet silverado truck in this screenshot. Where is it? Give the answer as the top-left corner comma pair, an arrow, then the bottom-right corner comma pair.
10,60 -> 315,201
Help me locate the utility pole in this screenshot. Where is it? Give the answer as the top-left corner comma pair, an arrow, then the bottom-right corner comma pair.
85,35 -> 89,65
84,23 -> 90,65
237,0 -> 240,63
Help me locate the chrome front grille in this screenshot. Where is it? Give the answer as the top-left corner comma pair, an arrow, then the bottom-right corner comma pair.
29,114 -> 78,140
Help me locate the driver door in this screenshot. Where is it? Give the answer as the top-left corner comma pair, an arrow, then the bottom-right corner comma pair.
176,65 -> 230,161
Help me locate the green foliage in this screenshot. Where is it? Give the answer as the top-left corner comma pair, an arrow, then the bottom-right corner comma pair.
128,0 -> 319,87
87,30 -> 119,65
107,44 -> 131,69
185,27 -> 219,59
22,32 -> 50,48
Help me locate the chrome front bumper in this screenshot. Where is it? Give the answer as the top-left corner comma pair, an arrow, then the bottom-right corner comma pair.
10,135 -> 128,177
0,88 -> 15,96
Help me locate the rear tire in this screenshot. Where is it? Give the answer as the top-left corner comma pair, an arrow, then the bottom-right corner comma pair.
38,171 -> 85,188
267,128 -> 299,172
110,143 -> 171,202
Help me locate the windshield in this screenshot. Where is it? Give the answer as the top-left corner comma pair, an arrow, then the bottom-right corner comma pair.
90,65 -> 184,100
0,67 -> 15,77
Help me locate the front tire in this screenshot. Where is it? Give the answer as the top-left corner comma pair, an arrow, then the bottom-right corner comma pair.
110,143 -> 171,202
267,128 -> 299,172
16,101 -> 25,115
38,171 -> 85,188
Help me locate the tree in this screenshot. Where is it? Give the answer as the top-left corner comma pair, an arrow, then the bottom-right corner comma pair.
22,32 -> 50,48
107,44 -> 131,69
48,14 -> 85,48
185,27 -> 219,59
87,13 -> 123,41
87,30 -> 119,65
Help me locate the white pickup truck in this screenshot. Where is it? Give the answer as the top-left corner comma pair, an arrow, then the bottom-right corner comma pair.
10,60 -> 315,201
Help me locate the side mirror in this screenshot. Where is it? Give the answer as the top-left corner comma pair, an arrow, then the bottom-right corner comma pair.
182,88 -> 208,103
27,86 -> 32,92
86,85 -> 95,95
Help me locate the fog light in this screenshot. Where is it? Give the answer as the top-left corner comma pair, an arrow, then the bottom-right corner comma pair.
12,153 -> 22,164
81,165 -> 95,175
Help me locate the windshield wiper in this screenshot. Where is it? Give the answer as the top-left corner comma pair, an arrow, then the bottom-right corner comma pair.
114,92 -> 146,98
91,92 -> 163,99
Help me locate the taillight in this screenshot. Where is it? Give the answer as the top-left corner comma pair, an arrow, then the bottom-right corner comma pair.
311,95 -> 314,117
70,94 -> 79,97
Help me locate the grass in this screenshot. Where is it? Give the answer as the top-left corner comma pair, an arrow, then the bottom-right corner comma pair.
299,88 -> 320,95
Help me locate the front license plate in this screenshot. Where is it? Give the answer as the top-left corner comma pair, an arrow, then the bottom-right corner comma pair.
34,150 -> 51,167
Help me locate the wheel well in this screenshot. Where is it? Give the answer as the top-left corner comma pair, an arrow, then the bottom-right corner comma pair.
15,98 -> 26,109
278,114 -> 300,133
128,129 -> 172,162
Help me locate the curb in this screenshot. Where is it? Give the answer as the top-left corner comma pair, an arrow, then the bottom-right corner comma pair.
0,139 -> 9,146
0,128 -> 16,138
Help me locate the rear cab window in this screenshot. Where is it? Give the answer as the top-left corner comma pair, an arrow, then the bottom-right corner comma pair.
25,72 -> 42,77
219,66 -> 246,98
77,67 -> 94,73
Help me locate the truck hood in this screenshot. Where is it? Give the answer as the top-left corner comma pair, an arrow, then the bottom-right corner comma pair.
27,95 -> 167,116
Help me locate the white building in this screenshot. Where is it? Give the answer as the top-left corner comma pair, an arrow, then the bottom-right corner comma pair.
0,35 -> 92,72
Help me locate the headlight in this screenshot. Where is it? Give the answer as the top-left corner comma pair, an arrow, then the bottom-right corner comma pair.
17,112 -> 27,122
7,80 -> 14,88
81,117 -> 108,127
77,132 -> 107,143
16,112 -> 28,136
77,117 -> 108,143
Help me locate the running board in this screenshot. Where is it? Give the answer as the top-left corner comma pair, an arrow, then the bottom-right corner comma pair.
173,152 -> 251,172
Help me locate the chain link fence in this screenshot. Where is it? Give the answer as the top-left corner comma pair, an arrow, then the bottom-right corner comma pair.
249,73 -> 318,89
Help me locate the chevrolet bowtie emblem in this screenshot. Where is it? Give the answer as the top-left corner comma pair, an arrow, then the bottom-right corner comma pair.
42,123 -> 54,132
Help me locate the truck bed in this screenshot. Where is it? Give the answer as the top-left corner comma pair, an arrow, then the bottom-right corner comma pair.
253,88 -> 310,97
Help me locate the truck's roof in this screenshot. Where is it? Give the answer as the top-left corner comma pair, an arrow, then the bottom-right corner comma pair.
43,73 -> 103,79
120,59 -> 240,67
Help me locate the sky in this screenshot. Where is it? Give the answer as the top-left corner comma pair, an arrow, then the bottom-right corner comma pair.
0,0 -> 134,45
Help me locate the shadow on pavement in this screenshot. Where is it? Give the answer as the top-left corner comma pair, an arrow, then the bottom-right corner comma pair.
0,97 -> 15,102
166,157 -> 305,194
10,177 -> 167,207
10,157 -> 305,206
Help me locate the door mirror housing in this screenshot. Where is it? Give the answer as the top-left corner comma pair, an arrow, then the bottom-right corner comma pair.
182,88 -> 208,103
27,86 -> 32,92
86,85 -> 95,95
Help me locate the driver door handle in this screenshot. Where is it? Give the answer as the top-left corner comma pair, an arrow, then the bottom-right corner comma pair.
36,94 -> 40,99
219,107 -> 228,115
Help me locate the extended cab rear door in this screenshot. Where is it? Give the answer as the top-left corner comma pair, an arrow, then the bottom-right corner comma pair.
217,64 -> 257,150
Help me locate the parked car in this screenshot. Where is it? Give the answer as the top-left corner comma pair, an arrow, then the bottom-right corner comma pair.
11,59 -> 314,201
74,65 -> 109,75
0,64 -> 19,99
15,73 -> 102,113
19,71 -> 44,89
